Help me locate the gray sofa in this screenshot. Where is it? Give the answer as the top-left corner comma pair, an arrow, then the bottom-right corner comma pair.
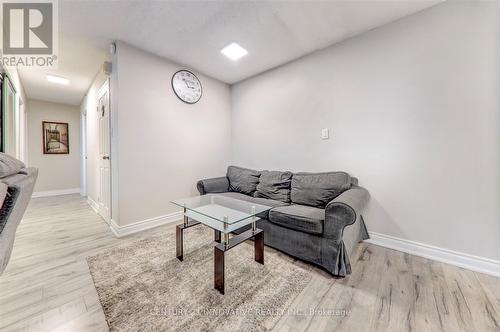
0,153 -> 37,275
197,166 -> 369,277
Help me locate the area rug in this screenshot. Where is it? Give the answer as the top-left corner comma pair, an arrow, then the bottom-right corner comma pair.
86,225 -> 311,331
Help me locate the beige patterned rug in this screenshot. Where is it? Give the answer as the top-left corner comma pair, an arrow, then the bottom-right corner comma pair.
87,225 -> 311,331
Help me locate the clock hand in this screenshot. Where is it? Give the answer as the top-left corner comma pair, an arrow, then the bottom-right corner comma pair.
183,79 -> 196,89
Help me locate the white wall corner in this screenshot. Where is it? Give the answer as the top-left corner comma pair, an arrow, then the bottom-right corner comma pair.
87,196 -> 99,214
109,219 -> 120,238
366,232 -> 500,277
109,212 -> 182,238
32,188 -> 81,198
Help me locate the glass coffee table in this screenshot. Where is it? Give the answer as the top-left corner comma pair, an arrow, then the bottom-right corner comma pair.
171,194 -> 272,294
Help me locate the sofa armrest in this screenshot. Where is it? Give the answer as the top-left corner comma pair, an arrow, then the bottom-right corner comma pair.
324,186 -> 370,240
197,176 -> 229,195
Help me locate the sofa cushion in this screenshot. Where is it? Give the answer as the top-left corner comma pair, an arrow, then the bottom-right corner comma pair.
0,153 -> 25,178
227,166 -> 261,195
291,172 -> 351,208
254,170 -> 292,203
268,204 -> 324,235
217,192 -> 288,219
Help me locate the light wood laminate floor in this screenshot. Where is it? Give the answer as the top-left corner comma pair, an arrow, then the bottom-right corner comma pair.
0,195 -> 499,331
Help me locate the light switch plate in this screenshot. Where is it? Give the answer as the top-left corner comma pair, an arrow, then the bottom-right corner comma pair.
321,128 -> 329,139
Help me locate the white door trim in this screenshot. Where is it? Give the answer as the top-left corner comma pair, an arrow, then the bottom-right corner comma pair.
98,79 -> 109,99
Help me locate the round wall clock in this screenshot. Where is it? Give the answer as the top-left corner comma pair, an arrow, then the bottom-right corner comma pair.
171,70 -> 203,104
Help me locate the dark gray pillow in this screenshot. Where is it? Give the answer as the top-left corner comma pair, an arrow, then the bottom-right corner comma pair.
254,170 -> 293,203
0,153 -> 25,178
291,172 -> 351,208
227,166 -> 261,195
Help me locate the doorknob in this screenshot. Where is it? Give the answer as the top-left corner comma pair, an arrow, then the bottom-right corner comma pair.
102,156 -> 110,160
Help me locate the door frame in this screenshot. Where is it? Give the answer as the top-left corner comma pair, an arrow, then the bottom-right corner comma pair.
97,79 -> 111,223
2,72 -> 17,155
18,97 -> 26,162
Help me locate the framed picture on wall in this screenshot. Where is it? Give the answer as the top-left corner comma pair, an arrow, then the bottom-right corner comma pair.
42,121 -> 69,154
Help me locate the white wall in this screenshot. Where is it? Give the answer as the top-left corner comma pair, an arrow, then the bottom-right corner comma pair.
27,99 -> 81,192
111,42 -> 232,226
231,1 -> 499,261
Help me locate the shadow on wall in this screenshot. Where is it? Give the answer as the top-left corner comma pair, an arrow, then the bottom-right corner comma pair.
363,196 -> 403,239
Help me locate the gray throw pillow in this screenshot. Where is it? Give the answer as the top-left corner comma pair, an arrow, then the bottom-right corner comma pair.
0,153 -> 25,178
227,166 -> 261,195
291,172 -> 351,208
254,170 -> 292,203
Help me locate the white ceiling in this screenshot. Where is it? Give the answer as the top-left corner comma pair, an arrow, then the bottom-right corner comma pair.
19,0 -> 442,106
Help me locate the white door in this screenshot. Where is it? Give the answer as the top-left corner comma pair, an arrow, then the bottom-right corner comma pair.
98,81 -> 111,222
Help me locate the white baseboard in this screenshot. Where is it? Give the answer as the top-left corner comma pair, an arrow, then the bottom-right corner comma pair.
87,196 -> 99,214
109,212 -> 182,238
366,231 -> 500,277
32,188 -> 81,198
85,197 -> 181,236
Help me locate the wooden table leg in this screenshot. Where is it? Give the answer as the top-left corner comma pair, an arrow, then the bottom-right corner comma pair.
176,220 -> 200,262
214,246 -> 225,294
254,231 -> 264,264
213,228 -> 263,295
214,229 -> 221,243
176,225 -> 183,261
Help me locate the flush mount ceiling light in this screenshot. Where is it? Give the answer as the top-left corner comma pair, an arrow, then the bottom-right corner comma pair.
220,42 -> 248,61
46,74 -> 69,85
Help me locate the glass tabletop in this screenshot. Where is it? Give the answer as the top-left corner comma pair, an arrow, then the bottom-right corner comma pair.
171,194 -> 271,227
